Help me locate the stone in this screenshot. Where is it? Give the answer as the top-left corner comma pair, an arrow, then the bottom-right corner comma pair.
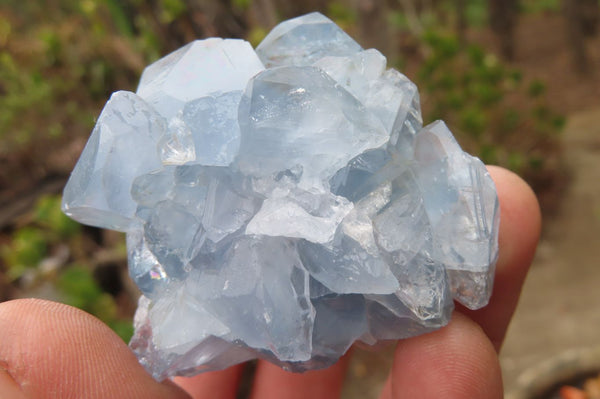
62,12 -> 500,381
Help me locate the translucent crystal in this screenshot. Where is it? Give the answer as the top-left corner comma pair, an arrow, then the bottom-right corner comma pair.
236,66 -> 388,186
412,121 -> 499,309
158,118 -> 195,165
62,91 -> 165,232
180,91 -> 243,166
137,39 -> 264,119
256,12 -> 362,68
62,12 -> 500,381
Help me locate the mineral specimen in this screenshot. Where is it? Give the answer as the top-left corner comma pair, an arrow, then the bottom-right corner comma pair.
62,12 -> 499,380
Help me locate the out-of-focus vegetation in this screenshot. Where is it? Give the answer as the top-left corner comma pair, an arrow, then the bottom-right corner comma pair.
1,0 -> 598,333
0,195 -> 133,340
417,31 -> 564,177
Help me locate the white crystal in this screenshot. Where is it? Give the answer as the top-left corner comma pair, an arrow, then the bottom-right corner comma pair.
246,190 -> 353,244
256,12 -> 362,67
236,66 -> 389,187
181,91 -> 243,166
158,118 -> 196,165
137,39 -> 264,119
413,121 -> 499,308
313,48 -> 387,102
62,91 -> 165,232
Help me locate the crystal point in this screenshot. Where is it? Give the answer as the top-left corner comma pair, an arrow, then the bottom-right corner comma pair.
62,91 -> 165,232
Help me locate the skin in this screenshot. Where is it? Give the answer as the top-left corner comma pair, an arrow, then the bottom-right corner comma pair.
0,165 -> 541,399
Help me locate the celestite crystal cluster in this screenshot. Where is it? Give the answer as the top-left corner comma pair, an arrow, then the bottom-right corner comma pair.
62,12 -> 499,380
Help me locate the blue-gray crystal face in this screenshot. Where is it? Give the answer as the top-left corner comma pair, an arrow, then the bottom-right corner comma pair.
62,12 -> 499,380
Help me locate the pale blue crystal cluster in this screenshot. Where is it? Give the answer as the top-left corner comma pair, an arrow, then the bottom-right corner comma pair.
62,12 -> 499,380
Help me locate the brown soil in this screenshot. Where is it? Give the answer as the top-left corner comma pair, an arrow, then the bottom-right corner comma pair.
477,13 -> 600,114
502,105 -> 600,398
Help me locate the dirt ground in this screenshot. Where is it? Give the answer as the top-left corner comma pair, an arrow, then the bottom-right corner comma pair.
501,105 -> 600,397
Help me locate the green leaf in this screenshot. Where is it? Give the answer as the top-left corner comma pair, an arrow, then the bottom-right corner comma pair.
109,319 -> 135,342
459,106 -> 486,137
528,80 -> 546,98
57,266 -> 103,312
34,195 -> 81,239
2,228 -> 47,278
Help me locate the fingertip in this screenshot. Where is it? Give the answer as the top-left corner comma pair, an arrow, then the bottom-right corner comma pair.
463,167 -> 541,349
387,312 -> 503,399
173,365 -> 244,399
0,298 -> 189,399
0,368 -> 27,399
487,165 -> 542,253
250,355 -> 350,399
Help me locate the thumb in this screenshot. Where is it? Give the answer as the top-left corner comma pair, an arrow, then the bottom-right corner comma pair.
0,299 -> 189,399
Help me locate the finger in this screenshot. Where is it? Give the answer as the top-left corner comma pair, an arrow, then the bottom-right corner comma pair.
250,354 -> 350,399
459,165 -> 542,350
173,365 -> 244,399
380,166 -> 539,399
384,312 -> 503,399
0,366 -> 27,399
0,299 -> 190,399
379,374 -> 394,399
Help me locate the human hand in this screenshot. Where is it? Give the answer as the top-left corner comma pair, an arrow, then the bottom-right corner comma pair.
0,166 -> 541,399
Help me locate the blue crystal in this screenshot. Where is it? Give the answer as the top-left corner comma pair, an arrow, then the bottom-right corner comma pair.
62,12 -> 499,380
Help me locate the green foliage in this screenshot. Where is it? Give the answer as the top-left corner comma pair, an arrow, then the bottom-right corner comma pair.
327,1 -> 357,26
501,108 -> 521,132
389,10 -> 409,30
0,15 -> 10,45
520,0 -> 561,13
1,227 -> 47,279
0,51 -> 53,149
464,0 -> 488,27
1,195 -> 131,341
0,0 -> 170,153
233,0 -> 252,11
34,196 -> 81,239
416,30 -> 563,181
248,26 -> 268,48
159,0 -> 187,24
1,195 -> 77,280
528,79 -> 547,98
104,0 -> 134,36
57,266 -> 103,311
459,106 -> 487,137
57,266 -> 133,342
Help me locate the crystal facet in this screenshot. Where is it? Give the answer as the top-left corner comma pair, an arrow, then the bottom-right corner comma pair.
62,12 -> 500,380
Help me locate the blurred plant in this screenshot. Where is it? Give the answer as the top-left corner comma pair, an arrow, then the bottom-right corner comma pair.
0,50 -> 54,150
34,195 -> 81,240
0,195 -> 132,341
416,30 -> 565,194
0,0 -> 183,155
1,227 -> 47,280
520,0 -> 561,13
1,196 -> 77,279
58,266 -> 133,341
327,1 -> 357,28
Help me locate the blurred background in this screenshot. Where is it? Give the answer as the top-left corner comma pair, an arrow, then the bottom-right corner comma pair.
0,1 -> 598,398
